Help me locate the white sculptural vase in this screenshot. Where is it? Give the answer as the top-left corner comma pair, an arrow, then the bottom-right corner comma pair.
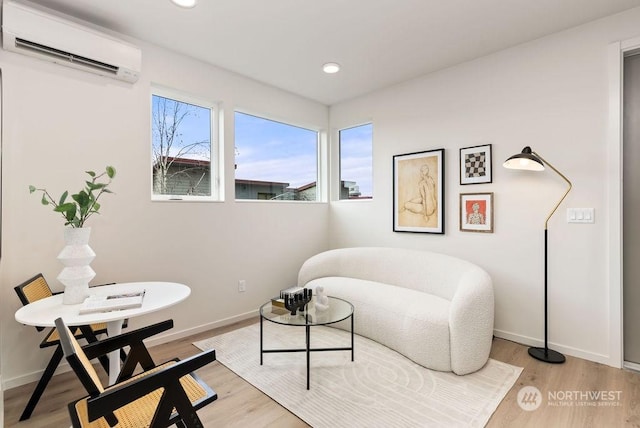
57,227 -> 96,305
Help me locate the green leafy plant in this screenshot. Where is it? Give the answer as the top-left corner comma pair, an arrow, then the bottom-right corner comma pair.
29,166 -> 116,228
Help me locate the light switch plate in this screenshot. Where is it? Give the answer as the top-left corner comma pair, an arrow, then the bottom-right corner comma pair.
567,208 -> 595,223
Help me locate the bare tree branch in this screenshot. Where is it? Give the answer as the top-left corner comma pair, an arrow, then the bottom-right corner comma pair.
152,96 -> 210,195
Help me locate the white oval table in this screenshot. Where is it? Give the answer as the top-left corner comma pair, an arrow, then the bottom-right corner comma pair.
15,281 -> 191,385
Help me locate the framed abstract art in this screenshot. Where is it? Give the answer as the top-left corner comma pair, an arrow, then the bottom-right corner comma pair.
460,144 -> 492,185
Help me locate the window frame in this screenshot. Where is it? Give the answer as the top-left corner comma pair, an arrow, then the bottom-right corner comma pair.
338,122 -> 373,201
233,109 -> 324,203
150,86 -> 221,202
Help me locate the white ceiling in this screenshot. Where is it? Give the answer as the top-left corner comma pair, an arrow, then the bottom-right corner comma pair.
24,0 -> 640,105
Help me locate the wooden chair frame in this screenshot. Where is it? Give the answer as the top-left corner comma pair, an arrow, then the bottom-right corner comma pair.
56,317 -> 218,428
13,273 -> 119,420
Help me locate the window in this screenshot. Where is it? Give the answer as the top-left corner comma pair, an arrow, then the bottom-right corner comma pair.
339,123 -> 373,199
151,90 -> 218,200
234,111 -> 319,201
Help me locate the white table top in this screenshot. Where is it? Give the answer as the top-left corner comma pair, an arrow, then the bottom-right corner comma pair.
15,282 -> 191,327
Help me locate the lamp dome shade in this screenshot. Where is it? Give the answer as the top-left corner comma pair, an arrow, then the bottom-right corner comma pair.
503,146 -> 544,171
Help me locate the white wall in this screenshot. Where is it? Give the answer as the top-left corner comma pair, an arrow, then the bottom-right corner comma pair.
328,7 -> 640,366
0,39 -> 329,387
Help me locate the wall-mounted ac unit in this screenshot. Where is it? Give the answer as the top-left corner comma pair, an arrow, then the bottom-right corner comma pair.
2,0 -> 141,83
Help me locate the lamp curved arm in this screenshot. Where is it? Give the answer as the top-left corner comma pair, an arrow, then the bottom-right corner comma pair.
532,150 -> 572,229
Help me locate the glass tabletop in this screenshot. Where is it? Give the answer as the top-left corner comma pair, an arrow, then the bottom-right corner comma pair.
260,296 -> 353,326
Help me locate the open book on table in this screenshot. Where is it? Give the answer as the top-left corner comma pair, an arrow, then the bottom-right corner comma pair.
79,290 -> 146,314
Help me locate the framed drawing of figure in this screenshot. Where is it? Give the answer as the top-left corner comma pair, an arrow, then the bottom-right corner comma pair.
393,148 -> 445,234
460,192 -> 494,233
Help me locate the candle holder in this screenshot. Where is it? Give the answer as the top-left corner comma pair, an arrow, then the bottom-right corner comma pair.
282,288 -> 312,315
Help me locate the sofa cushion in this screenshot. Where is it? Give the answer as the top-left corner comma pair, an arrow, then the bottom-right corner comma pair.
306,277 -> 453,371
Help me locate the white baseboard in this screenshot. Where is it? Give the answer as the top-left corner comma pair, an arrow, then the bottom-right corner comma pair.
143,309 -> 258,348
623,361 -> 640,372
3,310 -> 259,390
493,329 -> 614,367
3,366 -> 59,391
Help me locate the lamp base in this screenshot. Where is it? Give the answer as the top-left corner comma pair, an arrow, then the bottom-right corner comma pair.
528,347 -> 566,364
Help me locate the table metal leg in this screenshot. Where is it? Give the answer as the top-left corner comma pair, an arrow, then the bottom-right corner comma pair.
260,301 -> 354,391
106,319 -> 124,385
306,324 -> 310,390
351,313 -> 355,361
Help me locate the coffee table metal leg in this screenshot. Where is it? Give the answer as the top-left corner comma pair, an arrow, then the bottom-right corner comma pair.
306,324 -> 310,390
351,313 -> 355,361
260,315 -> 264,365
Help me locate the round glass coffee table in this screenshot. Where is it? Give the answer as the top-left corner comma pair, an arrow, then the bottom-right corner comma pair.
259,296 -> 354,390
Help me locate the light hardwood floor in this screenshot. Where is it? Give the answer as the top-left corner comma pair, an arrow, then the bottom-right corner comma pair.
4,318 -> 640,427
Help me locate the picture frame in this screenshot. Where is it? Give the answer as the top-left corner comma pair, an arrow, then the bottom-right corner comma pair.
393,148 -> 445,234
460,144 -> 492,185
460,192 -> 494,233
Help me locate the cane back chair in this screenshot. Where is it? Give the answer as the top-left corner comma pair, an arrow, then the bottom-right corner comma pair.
14,273 -> 125,420
56,317 -> 218,428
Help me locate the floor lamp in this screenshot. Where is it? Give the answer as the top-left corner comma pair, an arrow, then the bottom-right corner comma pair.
504,146 -> 572,364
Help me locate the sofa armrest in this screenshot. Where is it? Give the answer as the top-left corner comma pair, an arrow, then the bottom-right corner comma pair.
448,270 -> 494,375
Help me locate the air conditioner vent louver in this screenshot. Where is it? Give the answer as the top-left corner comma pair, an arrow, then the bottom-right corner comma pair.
15,38 -> 119,75
2,0 -> 141,83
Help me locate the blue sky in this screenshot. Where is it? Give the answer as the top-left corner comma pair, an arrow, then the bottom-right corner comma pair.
234,112 -> 317,188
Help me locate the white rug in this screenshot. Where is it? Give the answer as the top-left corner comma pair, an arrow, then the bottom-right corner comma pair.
194,323 -> 521,428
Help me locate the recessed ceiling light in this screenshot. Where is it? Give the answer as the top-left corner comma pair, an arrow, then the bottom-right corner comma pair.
323,62 -> 341,74
170,0 -> 197,8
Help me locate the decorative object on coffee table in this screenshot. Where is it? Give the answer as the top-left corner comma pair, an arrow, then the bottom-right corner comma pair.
314,286 -> 329,311
283,288 -> 312,315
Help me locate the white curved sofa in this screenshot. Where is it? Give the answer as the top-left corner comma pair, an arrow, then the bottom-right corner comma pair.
297,247 -> 494,375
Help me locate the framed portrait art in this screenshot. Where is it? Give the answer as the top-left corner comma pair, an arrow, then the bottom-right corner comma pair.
460,144 -> 492,185
460,192 -> 493,233
393,148 -> 444,234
